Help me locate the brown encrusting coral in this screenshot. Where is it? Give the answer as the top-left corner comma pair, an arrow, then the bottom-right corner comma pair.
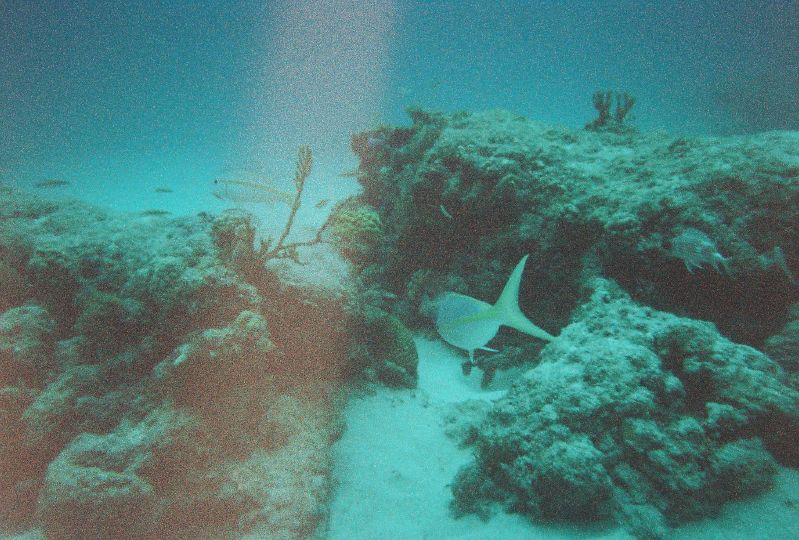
0,185 -> 409,539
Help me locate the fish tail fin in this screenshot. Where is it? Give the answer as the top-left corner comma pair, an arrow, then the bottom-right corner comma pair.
503,308 -> 555,341
495,255 -> 556,342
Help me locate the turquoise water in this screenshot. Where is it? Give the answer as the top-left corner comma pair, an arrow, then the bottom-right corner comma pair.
2,1 -> 796,215
2,3 -> 799,539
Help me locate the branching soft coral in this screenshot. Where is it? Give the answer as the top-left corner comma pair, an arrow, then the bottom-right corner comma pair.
214,145 -> 328,264
213,145 -> 384,270
257,145 -> 315,261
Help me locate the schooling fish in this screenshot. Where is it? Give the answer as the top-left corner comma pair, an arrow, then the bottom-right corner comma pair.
434,255 -> 555,374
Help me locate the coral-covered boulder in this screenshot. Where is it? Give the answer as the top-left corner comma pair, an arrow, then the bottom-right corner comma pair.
262,243 -> 355,383
0,189 -> 350,538
0,304 -> 56,388
348,306 -> 418,387
37,406 -> 197,540
452,279 -> 799,538
38,434 -> 159,540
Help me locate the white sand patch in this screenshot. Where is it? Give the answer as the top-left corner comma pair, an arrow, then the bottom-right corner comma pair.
673,467 -> 799,539
327,336 -> 629,540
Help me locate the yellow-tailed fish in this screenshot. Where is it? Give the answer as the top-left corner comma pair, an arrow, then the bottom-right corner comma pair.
434,255 -> 555,370
213,179 -> 295,206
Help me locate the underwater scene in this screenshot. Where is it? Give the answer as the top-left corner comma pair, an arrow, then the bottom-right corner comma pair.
1,2 -> 798,539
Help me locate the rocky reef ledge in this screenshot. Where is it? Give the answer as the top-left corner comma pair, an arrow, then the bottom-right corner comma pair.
0,188 -> 416,539
348,108 -> 799,539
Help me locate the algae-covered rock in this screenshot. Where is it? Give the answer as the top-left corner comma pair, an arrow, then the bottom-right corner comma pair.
353,109 -> 799,346
451,279 -> 799,538
349,305 -> 418,388
709,438 -> 776,499
0,304 -> 56,388
531,435 -> 613,520
264,242 -> 352,304
155,310 -> 276,412
262,243 -> 355,383
0,259 -> 26,312
22,364 -> 121,459
210,209 -> 258,275
25,249 -> 81,331
37,406 -> 197,540
72,288 -> 146,359
764,302 -> 799,373
0,188 -> 349,538
0,384 -> 40,527
38,433 -> 159,540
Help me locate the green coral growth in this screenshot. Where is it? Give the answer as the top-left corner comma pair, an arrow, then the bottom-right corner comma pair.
327,204 -> 383,265
347,305 -> 418,388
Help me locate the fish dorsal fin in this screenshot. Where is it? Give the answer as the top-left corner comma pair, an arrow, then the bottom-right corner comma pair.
493,255 -> 555,341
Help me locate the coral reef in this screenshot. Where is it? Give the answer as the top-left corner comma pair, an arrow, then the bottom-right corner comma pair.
3,100 -> 798,537
351,108 -> 799,347
0,186 -> 405,538
348,108 -> 799,537
450,280 -> 797,538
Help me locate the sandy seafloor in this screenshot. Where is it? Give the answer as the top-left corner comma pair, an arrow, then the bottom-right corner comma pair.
327,337 -> 799,540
